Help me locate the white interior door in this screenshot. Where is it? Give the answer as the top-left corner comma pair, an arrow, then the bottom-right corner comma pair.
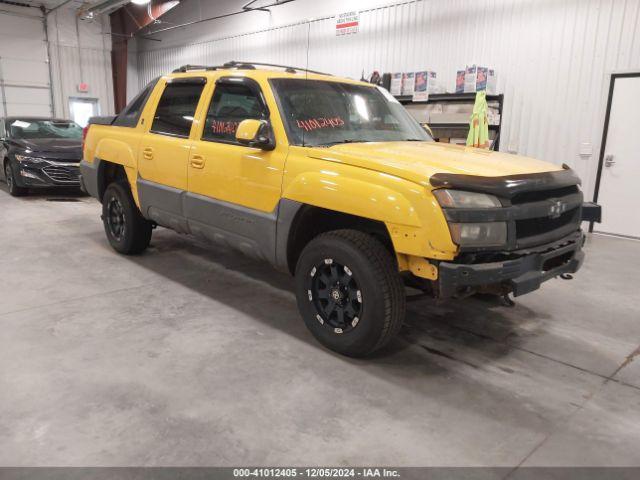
595,75 -> 640,239
69,98 -> 99,127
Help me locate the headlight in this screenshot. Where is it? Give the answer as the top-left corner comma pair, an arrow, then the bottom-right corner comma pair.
434,189 -> 501,208
15,154 -> 46,164
449,222 -> 507,247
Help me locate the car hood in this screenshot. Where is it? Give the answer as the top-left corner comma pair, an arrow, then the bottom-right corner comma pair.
307,141 -> 563,186
10,138 -> 82,160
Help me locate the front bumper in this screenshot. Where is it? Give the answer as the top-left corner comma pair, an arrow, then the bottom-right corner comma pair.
437,231 -> 585,298
14,161 -> 81,188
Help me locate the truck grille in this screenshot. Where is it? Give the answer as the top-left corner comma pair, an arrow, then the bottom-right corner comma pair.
42,165 -> 80,184
516,208 -> 580,239
511,185 -> 579,204
512,188 -> 583,248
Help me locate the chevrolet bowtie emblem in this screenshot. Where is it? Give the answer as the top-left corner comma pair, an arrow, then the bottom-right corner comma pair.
549,200 -> 566,219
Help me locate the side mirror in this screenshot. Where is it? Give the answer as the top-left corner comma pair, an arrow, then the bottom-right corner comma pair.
236,119 -> 275,151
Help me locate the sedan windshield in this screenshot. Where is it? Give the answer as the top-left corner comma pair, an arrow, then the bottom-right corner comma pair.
8,119 -> 83,140
270,79 -> 432,147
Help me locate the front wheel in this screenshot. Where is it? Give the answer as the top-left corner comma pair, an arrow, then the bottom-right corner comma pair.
5,162 -> 27,197
102,181 -> 152,254
295,230 -> 406,357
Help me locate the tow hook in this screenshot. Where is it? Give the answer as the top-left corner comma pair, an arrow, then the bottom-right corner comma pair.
560,273 -> 574,280
501,294 -> 516,307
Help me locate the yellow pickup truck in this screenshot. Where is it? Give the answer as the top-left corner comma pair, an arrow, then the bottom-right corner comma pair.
80,61 -> 600,357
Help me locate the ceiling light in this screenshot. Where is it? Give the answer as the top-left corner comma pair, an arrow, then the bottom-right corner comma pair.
131,0 -> 151,5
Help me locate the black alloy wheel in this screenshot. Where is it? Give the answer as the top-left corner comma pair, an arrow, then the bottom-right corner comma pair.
101,181 -> 152,254
295,229 -> 406,357
307,259 -> 363,334
106,196 -> 126,241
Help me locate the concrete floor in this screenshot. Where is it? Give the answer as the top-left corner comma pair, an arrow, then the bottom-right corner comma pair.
1,185 -> 639,468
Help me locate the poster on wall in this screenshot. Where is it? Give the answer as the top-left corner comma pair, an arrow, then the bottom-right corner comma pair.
336,11 -> 359,36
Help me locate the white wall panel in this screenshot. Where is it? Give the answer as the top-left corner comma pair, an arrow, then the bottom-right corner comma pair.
0,4 -> 113,120
0,8 -> 51,117
136,0 -> 640,197
48,9 -> 114,119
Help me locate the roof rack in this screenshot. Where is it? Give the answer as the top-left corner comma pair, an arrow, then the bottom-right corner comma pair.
172,64 -> 217,73
172,61 -> 332,76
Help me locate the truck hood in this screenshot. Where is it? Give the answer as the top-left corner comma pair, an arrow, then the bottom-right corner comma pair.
308,141 -> 563,186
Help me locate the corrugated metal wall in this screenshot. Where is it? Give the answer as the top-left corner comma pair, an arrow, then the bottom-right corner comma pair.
48,9 -> 114,119
136,0 -> 640,196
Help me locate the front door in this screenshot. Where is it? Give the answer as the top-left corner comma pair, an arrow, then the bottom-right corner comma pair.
186,77 -> 287,261
137,78 -> 207,231
594,74 -> 640,239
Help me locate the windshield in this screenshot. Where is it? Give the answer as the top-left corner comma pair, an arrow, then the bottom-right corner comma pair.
8,119 -> 83,140
270,79 -> 432,147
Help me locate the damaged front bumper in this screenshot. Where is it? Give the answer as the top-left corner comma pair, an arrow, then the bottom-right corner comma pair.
437,231 -> 585,298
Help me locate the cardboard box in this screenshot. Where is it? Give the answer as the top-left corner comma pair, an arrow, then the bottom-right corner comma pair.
390,73 -> 403,96
401,72 -> 415,96
463,65 -> 497,94
455,70 -> 465,94
413,71 -> 437,102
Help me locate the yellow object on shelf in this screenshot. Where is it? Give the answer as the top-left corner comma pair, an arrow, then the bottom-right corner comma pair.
466,91 -> 490,149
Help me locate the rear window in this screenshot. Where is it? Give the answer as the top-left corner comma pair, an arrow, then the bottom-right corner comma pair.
113,78 -> 158,128
150,81 -> 205,138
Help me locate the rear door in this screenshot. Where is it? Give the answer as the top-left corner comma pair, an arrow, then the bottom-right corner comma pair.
137,77 -> 207,231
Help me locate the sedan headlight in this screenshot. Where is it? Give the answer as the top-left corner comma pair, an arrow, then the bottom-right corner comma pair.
15,154 -> 47,164
449,222 -> 507,247
433,189 -> 501,208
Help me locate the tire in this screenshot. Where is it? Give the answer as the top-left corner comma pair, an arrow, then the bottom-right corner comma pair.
295,229 -> 406,357
5,161 -> 27,197
102,181 -> 152,254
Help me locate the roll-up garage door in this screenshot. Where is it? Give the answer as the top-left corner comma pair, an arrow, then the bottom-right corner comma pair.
0,11 -> 52,117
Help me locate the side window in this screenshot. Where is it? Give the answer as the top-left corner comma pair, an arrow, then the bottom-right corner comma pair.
202,83 -> 267,143
150,81 -> 205,138
113,78 -> 158,128
0,120 -> 4,139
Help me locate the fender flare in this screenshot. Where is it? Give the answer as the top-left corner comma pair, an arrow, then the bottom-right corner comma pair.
94,137 -> 137,169
281,172 -> 422,228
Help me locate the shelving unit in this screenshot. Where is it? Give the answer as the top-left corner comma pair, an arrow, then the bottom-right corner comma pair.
395,93 -> 505,150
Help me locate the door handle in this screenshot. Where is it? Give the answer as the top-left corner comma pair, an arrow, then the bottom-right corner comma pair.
190,154 -> 205,169
604,154 -> 615,168
143,147 -> 154,160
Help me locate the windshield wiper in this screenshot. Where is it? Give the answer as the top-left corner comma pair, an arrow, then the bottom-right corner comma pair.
314,139 -> 365,147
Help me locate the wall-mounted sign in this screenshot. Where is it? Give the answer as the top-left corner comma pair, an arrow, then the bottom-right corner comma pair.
336,11 -> 359,36
77,82 -> 89,93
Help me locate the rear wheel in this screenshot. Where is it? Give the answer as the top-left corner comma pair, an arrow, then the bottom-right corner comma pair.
5,162 -> 27,197
295,229 -> 406,357
102,181 -> 152,254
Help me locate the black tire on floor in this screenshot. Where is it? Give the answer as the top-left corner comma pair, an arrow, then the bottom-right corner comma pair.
5,161 -> 27,197
295,229 -> 406,357
102,180 -> 152,255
